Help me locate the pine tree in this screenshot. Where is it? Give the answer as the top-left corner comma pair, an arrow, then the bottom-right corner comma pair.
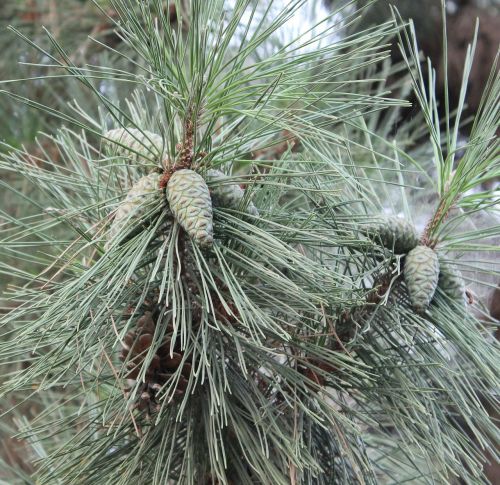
0,1 -> 498,483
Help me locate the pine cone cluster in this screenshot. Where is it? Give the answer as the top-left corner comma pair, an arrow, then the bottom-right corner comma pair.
103,127 -> 259,250
120,311 -> 192,414
361,215 -> 466,312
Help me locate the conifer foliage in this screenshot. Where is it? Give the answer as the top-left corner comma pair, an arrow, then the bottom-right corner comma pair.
0,1 -> 498,483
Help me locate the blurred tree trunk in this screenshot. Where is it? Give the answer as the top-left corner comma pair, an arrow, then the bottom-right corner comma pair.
330,0 -> 499,128
445,5 -> 499,117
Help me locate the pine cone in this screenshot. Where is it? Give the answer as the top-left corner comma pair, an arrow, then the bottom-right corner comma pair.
437,259 -> 466,306
404,245 -> 440,312
166,169 -> 213,248
362,216 -> 419,253
106,173 -> 166,248
120,311 -> 192,413
207,169 -> 259,217
104,128 -> 167,170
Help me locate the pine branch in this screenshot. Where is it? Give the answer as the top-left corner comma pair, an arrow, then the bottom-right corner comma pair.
0,1 -> 498,484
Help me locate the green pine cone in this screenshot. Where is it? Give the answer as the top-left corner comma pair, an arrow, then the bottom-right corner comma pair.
437,260 -> 466,306
362,216 -> 419,253
166,169 -> 213,248
106,173 -> 163,249
207,169 -> 259,217
104,128 -> 165,170
404,245 -> 440,312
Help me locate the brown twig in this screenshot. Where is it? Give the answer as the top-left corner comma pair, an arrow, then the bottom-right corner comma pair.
421,194 -> 459,248
160,114 -> 200,188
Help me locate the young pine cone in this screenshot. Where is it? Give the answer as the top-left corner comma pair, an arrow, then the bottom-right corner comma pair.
437,259 -> 466,307
166,169 -> 213,248
104,128 -> 167,171
404,245 -> 440,312
361,216 -> 419,254
207,169 -> 259,217
106,173 -> 166,249
120,311 -> 192,409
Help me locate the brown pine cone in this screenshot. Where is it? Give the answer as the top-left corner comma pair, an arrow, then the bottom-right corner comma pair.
120,310 -> 193,412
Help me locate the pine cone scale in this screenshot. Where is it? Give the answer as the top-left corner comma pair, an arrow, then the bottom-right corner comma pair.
404,245 -> 440,312
166,169 -> 214,247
